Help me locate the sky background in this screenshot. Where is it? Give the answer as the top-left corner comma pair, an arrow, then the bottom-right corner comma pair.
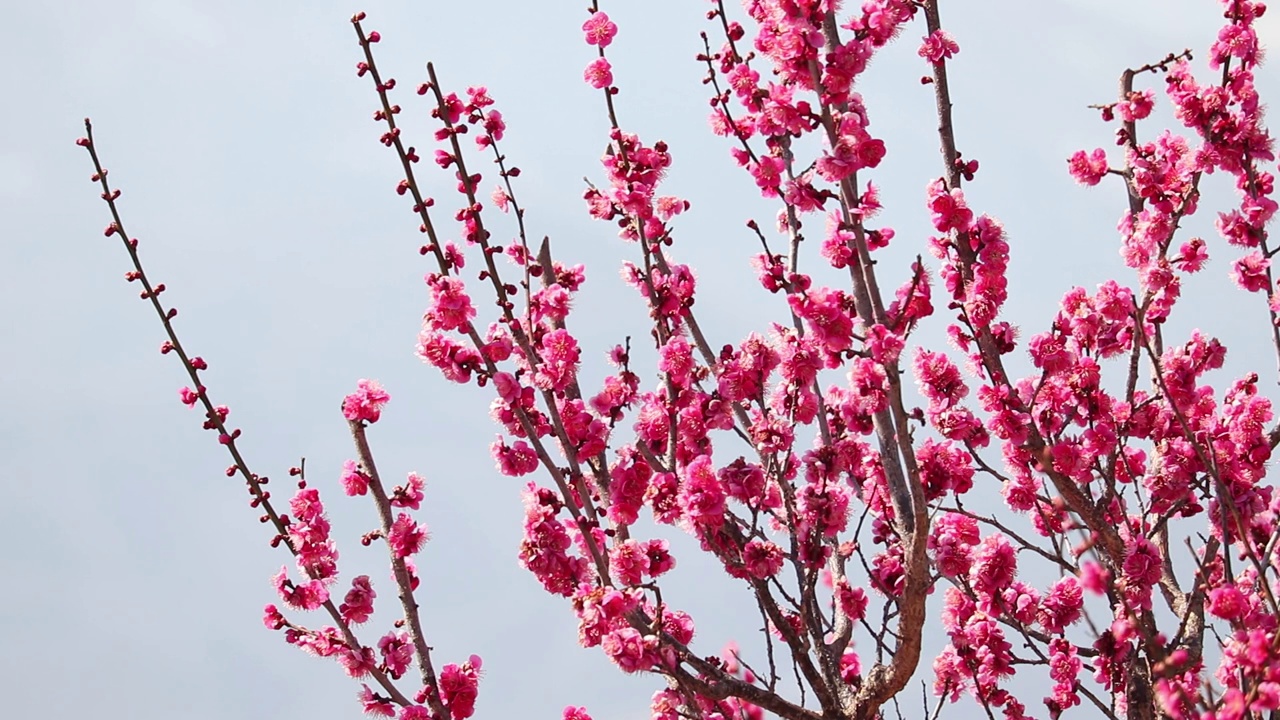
3,1 -> 1279,718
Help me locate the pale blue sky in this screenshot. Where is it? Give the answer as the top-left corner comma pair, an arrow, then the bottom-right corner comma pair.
3,1 -> 1277,718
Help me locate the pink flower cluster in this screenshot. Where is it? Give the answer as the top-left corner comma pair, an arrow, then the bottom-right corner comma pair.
86,2 -> 1280,719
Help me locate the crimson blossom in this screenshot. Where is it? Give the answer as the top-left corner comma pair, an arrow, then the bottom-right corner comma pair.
81,1 -> 1280,719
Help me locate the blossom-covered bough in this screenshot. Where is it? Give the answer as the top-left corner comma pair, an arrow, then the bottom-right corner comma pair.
80,1 -> 1280,718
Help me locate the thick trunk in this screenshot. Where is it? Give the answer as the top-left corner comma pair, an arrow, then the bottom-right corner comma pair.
1127,658 -> 1156,720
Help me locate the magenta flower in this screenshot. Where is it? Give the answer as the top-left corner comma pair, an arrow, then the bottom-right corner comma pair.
377,631 -> 413,679
272,566 -> 329,611
340,459 -> 369,496
679,455 -> 726,528
424,275 -> 476,332
601,627 -> 650,673
1067,148 -> 1109,186
358,685 -> 396,717
339,575 -> 375,625
387,513 -> 427,558
439,656 -> 481,719
583,57 -> 613,89
341,379 -> 390,423
533,328 -> 581,392
741,538 -> 784,578
581,12 -> 617,48
1231,250 -> 1271,292
262,604 -> 285,630
917,29 -> 959,63
178,386 -> 200,408
390,471 -> 425,510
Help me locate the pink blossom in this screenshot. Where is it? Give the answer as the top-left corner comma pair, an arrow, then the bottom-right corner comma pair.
491,436 -> 539,477
1080,558 -> 1111,591
607,449 -> 650,525
478,109 -> 505,145
342,379 -> 391,423
424,275 -> 476,332
680,455 -> 726,528
601,627 -> 650,673
789,286 -> 855,357
340,459 -> 369,496
491,185 -> 510,212
1067,148 -> 1109,186
1028,330 -> 1073,374
533,328 -> 581,392
970,534 -> 1017,599
339,575 -> 376,625
1038,576 -> 1083,634
376,631 -> 413,679
741,538 -> 784,578
644,539 -> 675,577
1231,250 -> 1270,292
262,604 -> 285,630
418,331 -> 483,384
1173,237 -> 1208,273
1118,89 -> 1155,122
609,540 -> 649,586
658,334 -> 695,388
439,656 -> 482,719
1209,585 -> 1248,621
1047,638 -> 1082,711
918,29 -> 959,63
519,484 -> 589,597
359,685 -> 396,717
390,472 -> 425,510
584,58 -> 613,89
835,579 -> 869,623
582,12 -> 617,48
464,85 -> 493,109
926,178 -> 973,233
929,512 -> 979,577
273,566 -> 329,611
387,513 -> 427,558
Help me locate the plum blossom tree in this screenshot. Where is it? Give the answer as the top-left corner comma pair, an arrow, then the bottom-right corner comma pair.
78,1 -> 1280,719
